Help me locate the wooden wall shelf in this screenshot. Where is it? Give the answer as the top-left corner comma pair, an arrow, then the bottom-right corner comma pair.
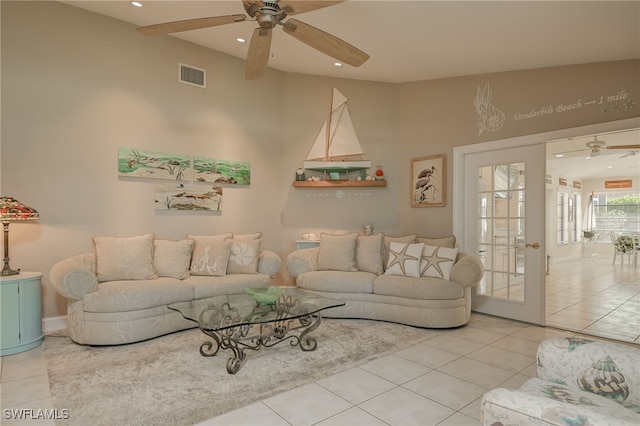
293,180 -> 387,188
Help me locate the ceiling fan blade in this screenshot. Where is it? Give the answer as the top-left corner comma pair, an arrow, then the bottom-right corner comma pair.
282,18 -> 369,67
246,27 -> 273,80
137,15 -> 246,35
606,144 -> 640,149
279,1 -> 345,15
556,148 -> 589,156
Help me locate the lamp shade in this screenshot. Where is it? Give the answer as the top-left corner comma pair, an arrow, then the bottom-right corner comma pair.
1,197 -> 39,276
0,197 -> 39,222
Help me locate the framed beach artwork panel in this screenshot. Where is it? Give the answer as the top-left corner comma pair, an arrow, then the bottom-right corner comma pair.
118,147 -> 191,181
154,183 -> 223,212
193,156 -> 251,185
411,154 -> 446,207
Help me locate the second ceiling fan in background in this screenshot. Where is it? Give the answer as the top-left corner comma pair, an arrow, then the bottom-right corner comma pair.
136,0 -> 370,80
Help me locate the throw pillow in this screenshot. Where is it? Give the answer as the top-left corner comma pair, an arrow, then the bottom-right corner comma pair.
417,235 -> 456,248
189,236 -> 232,276
356,233 -> 384,274
382,234 -> 417,267
188,232 -> 232,241
93,234 -> 157,282
317,232 -> 358,272
385,242 -> 424,277
420,245 -> 459,280
153,239 -> 195,280
228,238 -> 263,274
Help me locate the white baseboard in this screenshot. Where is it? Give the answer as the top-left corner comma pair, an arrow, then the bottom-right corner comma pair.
43,316 -> 68,333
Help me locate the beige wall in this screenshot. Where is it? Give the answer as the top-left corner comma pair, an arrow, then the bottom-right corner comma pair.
2,2 -> 639,319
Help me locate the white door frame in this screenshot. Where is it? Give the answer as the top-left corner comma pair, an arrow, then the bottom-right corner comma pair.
452,117 -> 640,322
453,118 -> 640,252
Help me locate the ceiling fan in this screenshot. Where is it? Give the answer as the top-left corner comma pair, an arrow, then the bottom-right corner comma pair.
136,0 -> 370,80
556,136 -> 640,157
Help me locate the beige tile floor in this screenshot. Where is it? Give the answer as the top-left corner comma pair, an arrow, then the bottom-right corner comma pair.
2,255 -> 637,425
1,314 -> 588,426
546,255 -> 640,344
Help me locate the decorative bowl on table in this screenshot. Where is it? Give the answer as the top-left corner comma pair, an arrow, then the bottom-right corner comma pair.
245,286 -> 284,305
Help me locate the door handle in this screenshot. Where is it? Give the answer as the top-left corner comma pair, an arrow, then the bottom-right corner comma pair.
525,242 -> 540,249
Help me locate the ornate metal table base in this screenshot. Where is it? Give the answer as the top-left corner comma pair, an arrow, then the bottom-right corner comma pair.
196,295 -> 322,374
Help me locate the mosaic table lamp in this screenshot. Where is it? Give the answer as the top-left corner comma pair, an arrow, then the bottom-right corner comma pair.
0,197 -> 39,276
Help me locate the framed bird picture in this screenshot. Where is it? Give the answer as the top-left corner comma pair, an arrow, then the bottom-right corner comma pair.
411,154 -> 446,207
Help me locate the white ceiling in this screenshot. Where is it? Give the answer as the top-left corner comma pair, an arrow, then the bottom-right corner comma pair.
60,0 -> 640,181
62,0 -> 640,84
546,128 -> 640,181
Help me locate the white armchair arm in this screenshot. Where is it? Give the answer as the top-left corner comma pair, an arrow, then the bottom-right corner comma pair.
285,247 -> 319,277
536,337 -> 640,406
49,253 -> 99,300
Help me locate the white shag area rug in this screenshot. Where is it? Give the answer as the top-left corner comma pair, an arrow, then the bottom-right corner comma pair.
44,319 -> 437,426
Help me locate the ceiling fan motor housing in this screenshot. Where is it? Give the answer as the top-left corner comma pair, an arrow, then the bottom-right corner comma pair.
256,2 -> 287,29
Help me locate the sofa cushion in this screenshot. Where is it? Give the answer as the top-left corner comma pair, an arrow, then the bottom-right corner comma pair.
83,278 -> 194,312
420,245 -> 459,280
317,233 -> 358,272
356,233 -> 384,274
227,239 -> 262,274
417,235 -> 456,248
382,234 -> 417,267
373,274 -> 465,300
385,242 -> 424,277
296,271 -> 375,294
93,234 -> 157,282
153,239 -> 195,280
189,274 -> 270,299
189,236 -> 232,276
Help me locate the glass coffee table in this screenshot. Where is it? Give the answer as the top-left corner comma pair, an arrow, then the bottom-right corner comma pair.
168,288 -> 345,374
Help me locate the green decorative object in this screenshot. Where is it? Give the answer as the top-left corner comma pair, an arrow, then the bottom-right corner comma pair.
245,286 -> 284,305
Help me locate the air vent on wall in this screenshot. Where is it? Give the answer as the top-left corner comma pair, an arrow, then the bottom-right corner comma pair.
178,63 -> 206,88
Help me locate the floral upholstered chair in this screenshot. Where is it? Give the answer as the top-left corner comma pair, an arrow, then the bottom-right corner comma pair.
481,337 -> 640,426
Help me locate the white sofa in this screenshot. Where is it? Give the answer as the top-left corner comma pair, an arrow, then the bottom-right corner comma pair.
286,233 -> 484,328
481,337 -> 640,426
50,233 -> 281,345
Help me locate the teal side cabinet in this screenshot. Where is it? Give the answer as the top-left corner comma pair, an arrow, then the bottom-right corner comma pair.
0,272 -> 44,356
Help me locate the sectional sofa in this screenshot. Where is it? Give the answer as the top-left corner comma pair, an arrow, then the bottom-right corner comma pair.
49,233 -> 281,345
286,233 -> 484,328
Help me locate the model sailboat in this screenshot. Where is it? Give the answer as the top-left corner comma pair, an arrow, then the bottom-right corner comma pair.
303,87 -> 372,173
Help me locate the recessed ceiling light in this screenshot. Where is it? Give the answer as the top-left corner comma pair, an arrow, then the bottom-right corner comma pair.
555,154 -> 564,158
131,1 -> 142,7
334,62 -> 343,67
585,156 -> 592,160
236,37 -> 246,43
608,165 -> 614,169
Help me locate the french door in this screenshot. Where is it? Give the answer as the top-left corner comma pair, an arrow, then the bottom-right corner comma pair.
461,144 -> 546,324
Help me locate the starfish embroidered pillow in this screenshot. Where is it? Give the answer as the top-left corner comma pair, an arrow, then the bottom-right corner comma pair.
385,242 -> 424,277
420,245 -> 459,280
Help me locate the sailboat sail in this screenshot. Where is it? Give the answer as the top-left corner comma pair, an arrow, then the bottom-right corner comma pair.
303,87 -> 371,172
